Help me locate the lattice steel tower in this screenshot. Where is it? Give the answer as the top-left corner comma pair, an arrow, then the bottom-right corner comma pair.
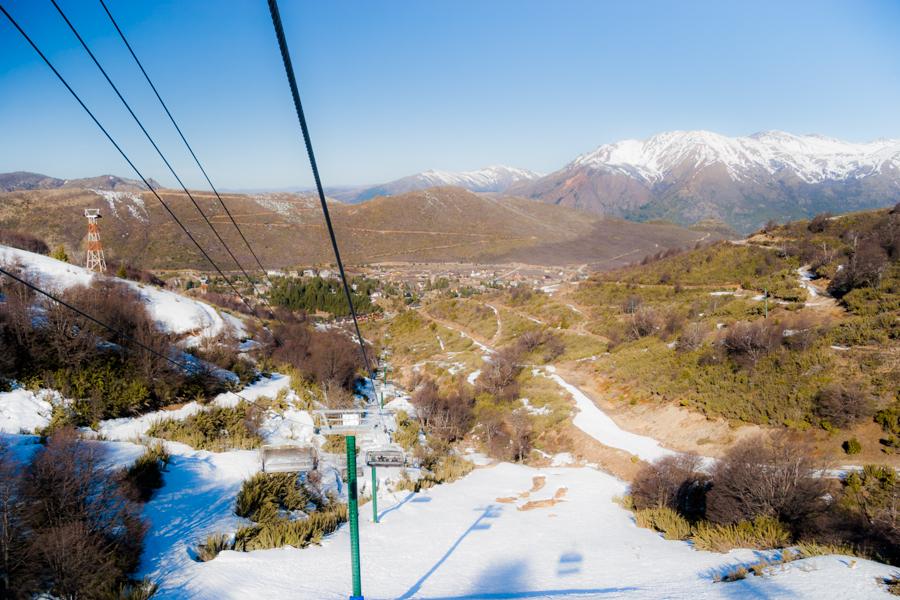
84,208 -> 107,273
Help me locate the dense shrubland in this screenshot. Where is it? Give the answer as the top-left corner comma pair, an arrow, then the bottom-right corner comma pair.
147,402 -> 263,451
0,229 -> 49,255
564,209 -> 898,434
0,275 -> 224,427
0,430 -> 156,598
627,435 -> 900,565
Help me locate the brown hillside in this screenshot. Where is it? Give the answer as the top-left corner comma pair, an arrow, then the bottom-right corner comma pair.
0,186 -> 708,270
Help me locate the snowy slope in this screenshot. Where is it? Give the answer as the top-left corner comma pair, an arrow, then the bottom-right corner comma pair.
570,130 -> 900,184
0,244 -> 242,339
150,462 -> 895,599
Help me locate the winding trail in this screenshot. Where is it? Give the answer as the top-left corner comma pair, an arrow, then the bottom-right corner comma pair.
422,305 -> 680,462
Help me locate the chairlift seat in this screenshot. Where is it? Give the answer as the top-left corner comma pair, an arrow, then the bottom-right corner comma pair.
313,408 -> 374,435
365,444 -> 406,468
260,444 -> 317,473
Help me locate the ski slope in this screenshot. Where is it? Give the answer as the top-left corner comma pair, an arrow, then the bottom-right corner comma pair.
147,462 -> 894,599
0,376 -> 895,598
0,244 -> 244,340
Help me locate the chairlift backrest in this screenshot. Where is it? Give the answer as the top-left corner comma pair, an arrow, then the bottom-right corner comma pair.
365,445 -> 406,468
260,444 -> 317,473
313,408 -> 372,434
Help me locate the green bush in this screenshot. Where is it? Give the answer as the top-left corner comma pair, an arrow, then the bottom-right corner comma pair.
195,533 -> 233,562
47,360 -> 152,425
147,402 -> 262,451
123,443 -> 170,502
235,472 -> 320,523
393,409 -> 422,450
117,577 -> 158,600
233,503 -> 347,552
691,516 -> 790,553
634,507 -> 692,540
843,438 -> 862,455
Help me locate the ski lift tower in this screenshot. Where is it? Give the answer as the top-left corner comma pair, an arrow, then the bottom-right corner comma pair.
84,209 -> 107,273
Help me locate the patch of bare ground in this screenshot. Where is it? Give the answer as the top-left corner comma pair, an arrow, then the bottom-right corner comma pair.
808,421 -> 900,468
554,364 -> 765,459
518,487 -> 568,511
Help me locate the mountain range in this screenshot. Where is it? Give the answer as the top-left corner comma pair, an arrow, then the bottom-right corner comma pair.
512,130 -> 900,233
6,129 -> 899,236
330,130 -> 900,233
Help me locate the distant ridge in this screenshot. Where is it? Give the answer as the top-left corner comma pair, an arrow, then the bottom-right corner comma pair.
0,171 -> 161,193
329,165 -> 541,203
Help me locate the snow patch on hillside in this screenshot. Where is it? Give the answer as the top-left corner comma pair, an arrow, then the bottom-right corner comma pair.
0,244 -> 241,340
91,189 -> 148,222
0,388 -> 57,433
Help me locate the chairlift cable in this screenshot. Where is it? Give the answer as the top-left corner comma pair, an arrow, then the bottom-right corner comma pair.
0,3 -> 260,321
97,0 -> 275,289
265,0 -> 373,377
50,0 -> 263,302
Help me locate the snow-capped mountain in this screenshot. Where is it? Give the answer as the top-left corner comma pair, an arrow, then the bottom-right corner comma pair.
331,165 -> 542,203
512,131 -> 900,233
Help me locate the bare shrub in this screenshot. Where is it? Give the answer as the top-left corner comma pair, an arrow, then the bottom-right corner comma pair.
628,307 -> 661,339
515,330 -> 544,354
270,322 -> 364,390
706,435 -> 826,527
677,322 -> 707,352
541,333 -> 565,362
0,442 -> 29,596
15,429 -> 147,596
829,239 -> 890,297
476,347 -> 521,401
721,320 -> 782,366
814,383 -> 873,429
0,229 -> 49,254
808,213 -> 832,233
412,378 -> 473,443
631,454 -> 708,520
506,411 -> 533,462
661,310 -> 685,340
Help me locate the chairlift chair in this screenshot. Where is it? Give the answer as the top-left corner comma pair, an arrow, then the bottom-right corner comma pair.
260,444 -> 317,473
313,408 -> 372,435
364,444 -> 406,468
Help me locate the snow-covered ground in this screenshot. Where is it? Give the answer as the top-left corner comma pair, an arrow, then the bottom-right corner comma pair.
0,387 -> 56,433
1,373 -> 896,598
156,462 -> 895,599
0,244 -> 242,340
541,367 -> 676,463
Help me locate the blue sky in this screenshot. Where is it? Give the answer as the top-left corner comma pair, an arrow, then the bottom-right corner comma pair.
2,0 -> 900,188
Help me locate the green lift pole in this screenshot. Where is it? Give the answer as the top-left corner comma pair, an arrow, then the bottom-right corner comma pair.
371,466 -> 379,523
346,435 -> 363,600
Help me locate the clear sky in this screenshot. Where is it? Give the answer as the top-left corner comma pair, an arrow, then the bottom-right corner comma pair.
2,0 -> 900,189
